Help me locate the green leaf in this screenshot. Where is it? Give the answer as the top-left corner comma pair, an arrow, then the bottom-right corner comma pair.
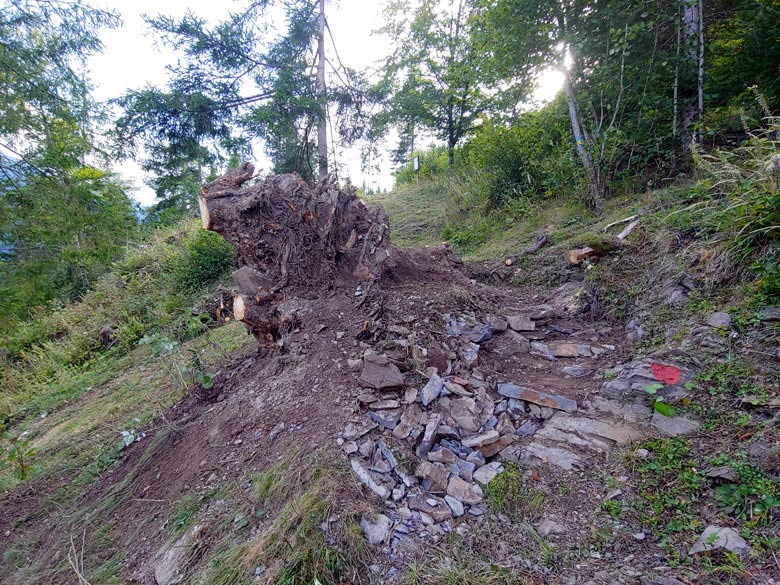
653,400 -> 676,417
644,383 -> 663,395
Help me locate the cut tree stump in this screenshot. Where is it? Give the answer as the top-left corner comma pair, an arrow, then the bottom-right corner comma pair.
200,163 -> 467,345
199,162 -> 392,290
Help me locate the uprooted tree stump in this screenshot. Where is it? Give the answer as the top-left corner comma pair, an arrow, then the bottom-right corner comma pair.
199,163 -> 465,344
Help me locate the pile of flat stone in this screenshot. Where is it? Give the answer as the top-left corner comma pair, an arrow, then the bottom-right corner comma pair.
341,306 -> 617,546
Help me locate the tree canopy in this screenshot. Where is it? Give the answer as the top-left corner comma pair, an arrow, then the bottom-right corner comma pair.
0,0 -> 136,325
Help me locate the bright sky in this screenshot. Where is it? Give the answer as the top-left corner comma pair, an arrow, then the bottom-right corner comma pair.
86,0 -> 562,207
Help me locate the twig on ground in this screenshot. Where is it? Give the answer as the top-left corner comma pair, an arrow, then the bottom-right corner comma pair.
67,530 -> 91,585
503,233 -> 550,267
602,214 -> 638,232
616,219 -> 641,240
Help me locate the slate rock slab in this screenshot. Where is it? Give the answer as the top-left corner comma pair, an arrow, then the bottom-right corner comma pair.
359,354 -> 405,390
497,383 -> 577,413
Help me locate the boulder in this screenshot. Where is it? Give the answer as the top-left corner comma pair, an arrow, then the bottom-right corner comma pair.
601,353 -> 698,401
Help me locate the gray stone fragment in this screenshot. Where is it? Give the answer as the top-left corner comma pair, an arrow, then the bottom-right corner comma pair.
359,354 -> 405,390
527,403 -> 555,419
473,462 -> 504,485
408,495 -> 452,522
525,304 -> 559,320
369,399 -> 400,410
520,442 -> 584,470
640,577 -> 686,585
761,307 -> 780,322
507,314 -> 536,331
369,410 -> 401,430
420,373 -> 444,406
461,430 -> 499,448
466,451 -> 485,466
360,513 -> 392,545
416,413 -> 442,459
448,397 -> 481,433
601,355 -> 698,401
465,323 -> 493,343
444,495 -> 465,517
537,518 -> 565,537
689,526 -> 751,556
447,476 -> 484,505
548,341 -> 592,358
707,311 -> 732,330
530,341 -> 555,360
515,420 -> 539,437
705,466 -> 739,482
415,460 -> 449,493
562,366 -> 592,378
461,342 -> 480,367
650,411 -> 700,436
377,440 -> 397,469
153,525 -> 206,585
497,383 -> 577,413
455,458 -> 476,482
483,416 -> 498,430
544,413 -> 645,444
428,447 -> 458,464
350,459 -> 388,498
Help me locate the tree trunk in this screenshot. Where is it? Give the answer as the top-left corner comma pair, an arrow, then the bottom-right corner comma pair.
562,73 -> 603,212
317,0 -> 328,179
681,0 -> 704,146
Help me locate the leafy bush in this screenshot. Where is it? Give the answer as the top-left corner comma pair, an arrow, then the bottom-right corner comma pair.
0,220 -> 235,419
394,145 -> 450,185
173,229 -> 236,292
462,103 -> 581,207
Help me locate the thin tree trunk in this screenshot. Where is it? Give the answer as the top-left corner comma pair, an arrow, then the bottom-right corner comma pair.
681,0 -> 703,146
317,0 -> 328,179
562,73 -> 602,211
697,0 -> 704,141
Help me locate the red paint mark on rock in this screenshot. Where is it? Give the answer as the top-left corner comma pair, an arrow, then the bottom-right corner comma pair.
651,363 -> 681,385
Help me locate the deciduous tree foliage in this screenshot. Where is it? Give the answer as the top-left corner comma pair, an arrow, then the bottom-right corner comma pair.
374,0 -> 496,168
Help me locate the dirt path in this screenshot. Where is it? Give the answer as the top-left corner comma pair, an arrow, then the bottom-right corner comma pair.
1,260 -> 772,585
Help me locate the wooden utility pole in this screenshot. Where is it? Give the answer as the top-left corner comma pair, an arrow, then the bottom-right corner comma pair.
317,0 -> 328,179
